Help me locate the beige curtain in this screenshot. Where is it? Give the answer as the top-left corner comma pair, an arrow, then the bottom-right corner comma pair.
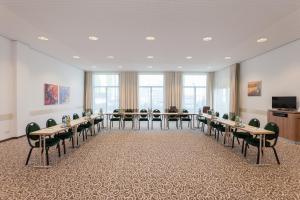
206,72 -> 214,108
84,71 -> 93,111
164,72 -> 182,110
229,63 -> 240,115
120,72 -> 138,110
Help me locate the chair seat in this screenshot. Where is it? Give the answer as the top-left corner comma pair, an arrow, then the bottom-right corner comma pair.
198,118 -> 207,124
56,131 -> 73,140
152,118 -> 162,121
245,137 -> 271,147
139,118 -> 149,121
123,118 -> 133,121
181,118 -> 191,121
94,118 -> 103,124
82,122 -> 92,129
233,131 -> 251,139
168,118 -> 178,121
111,118 -> 121,121
35,137 -> 60,147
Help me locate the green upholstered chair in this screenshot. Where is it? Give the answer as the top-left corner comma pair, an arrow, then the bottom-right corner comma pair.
232,118 -> 260,153
215,113 -> 229,142
139,109 -> 149,130
73,113 -> 87,142
46,118 -> 74,154
209,112 -> 219,136
87,110 -> 104,132
180,109 -> 191,129
123,109 -> 134,129
167,107 -> 179,129
110,109 -> 122,129
25,122 -> 60,165
198,110 -> 212,132
244,122 -> 280,164
152,109 -> 162,130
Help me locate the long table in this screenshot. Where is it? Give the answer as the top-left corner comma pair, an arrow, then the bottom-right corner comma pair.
30,114 -> 101,167
103,112 -> 199,129
200,113 -> 274,165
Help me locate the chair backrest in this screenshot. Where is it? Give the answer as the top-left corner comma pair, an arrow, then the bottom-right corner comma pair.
140,109 -> 148,118
208,110 -> 212,115
73,113 -> 80,120
215,112 -> 220,117
168,107 -> 177,118
46,118 -> 57,128
181,109 -> 189,118
153,109 -> 161,118
125,109 -> 133,118
230,114 -> 236,121
25,122 -> 41,147
111,109 -> 120,118
248,118 -> 260,128
223,114 -> 229,120
264,122 -> 279,141
203,106 -> 210,113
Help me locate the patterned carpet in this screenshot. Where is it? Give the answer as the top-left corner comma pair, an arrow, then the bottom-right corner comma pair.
0,128 -> 300,200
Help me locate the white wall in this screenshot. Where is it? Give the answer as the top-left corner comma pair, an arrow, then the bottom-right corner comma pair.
0,36 -> 84,140
239,39 -> 300,126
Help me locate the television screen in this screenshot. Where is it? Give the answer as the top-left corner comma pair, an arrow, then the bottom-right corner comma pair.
272,96 -> 297,110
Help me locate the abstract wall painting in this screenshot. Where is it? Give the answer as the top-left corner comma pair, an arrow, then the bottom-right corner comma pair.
248,81 -> 262,96
44,84 -> 58,105
59,86 -> 71,104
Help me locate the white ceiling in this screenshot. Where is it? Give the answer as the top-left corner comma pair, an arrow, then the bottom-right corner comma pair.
0,0 -> 300,72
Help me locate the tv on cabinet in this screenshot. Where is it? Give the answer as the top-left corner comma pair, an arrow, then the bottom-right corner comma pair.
272,96 -> 297,110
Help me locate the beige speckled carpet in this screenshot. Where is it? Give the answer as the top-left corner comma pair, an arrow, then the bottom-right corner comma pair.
0,129 -> 300,200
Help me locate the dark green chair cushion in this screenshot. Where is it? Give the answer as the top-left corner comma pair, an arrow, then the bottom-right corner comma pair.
56,131 -> 73,140
111,117 -> 121,121
245,137 -> 271,147
181,118 -> 191,121
233,131 -> 251,139
139,118 -> 149,121
123,118 -> 133,121
94,118 -> 103,124
168,118 -> 178,121
35,137 -> 60,147
152,118 -> 162,121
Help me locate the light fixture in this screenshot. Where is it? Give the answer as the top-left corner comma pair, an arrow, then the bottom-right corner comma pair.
88,36 -> 99,41
147,56 -> 154,59
37,36 -> 48,41
257,37 -> 268,43
186,56 -> 192,59
145,36 -> 156,41
177,66 -> 183,69
202,36 -> 212,41
107,56 -> 114,59
147,66 -> 153,69
224,56 -> 231,60
73,56 -> 80,59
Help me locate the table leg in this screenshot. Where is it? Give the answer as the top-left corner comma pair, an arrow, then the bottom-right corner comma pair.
73,125 -> 80,148
92,119 -> 95,135
224,125 -> 232,147
259,134 -> 262,164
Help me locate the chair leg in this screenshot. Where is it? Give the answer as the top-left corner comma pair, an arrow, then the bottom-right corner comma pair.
25,148 -> 33,165
151,121 -> 153,129
272,147 -> 280,164
232,136 -> 235,148
160,121 -> 162,130
256,147 -> 260,164
123,121 -> 125,129
63,140 -> 66,154
147,121 -> 149,130
132,121 -> 134,129
181,121 -> 183,129
110,121 -> 112,129
241,140 -> 244,154
57,143 -> 61,157
139,121 -> 141,130
71,136 -> 75,148
176,121 -> 178,129
46,148 -> 50,165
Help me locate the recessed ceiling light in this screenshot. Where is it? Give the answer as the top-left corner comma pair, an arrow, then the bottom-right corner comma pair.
88,36 -> 99,41
203,37 -> 212,41
186,56 -> 192,59
147,66 -> 153,68
118,65 -> 123,69
107,56 -> 114,59
37,36 -> 48,41
145,36 -> 156,41
147,56 -> 154,59
257,37 -> 268,43
224,56 -> 231,60
73,56 -> 80,59
178,66 -> 183,69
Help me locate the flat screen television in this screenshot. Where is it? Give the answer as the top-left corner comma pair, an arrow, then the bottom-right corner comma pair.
272,96 -> 297,110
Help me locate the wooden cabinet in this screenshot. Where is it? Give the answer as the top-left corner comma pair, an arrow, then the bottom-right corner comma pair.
267,110 -> 300,142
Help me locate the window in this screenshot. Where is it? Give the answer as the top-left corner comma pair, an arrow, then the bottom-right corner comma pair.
213,68 -> 230,116
93,74 -> 119,113
139,74 -> 164,111
182,74 -> 207,113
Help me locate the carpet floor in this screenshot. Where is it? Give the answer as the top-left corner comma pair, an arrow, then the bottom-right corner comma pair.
0,128 -> 300,200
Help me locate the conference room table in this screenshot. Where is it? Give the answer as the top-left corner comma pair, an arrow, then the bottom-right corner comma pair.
30,114 -> 100,168
103,112 -> 199,129
200,113 -> 274,165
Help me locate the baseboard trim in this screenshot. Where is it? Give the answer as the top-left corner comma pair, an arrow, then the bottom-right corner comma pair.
0,135 -> 25,143
279,136 -> 300,145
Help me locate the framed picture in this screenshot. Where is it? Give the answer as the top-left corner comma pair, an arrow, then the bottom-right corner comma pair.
44,84 -> 58,105
248,81 -> 262,96
59,86 -> 70,104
